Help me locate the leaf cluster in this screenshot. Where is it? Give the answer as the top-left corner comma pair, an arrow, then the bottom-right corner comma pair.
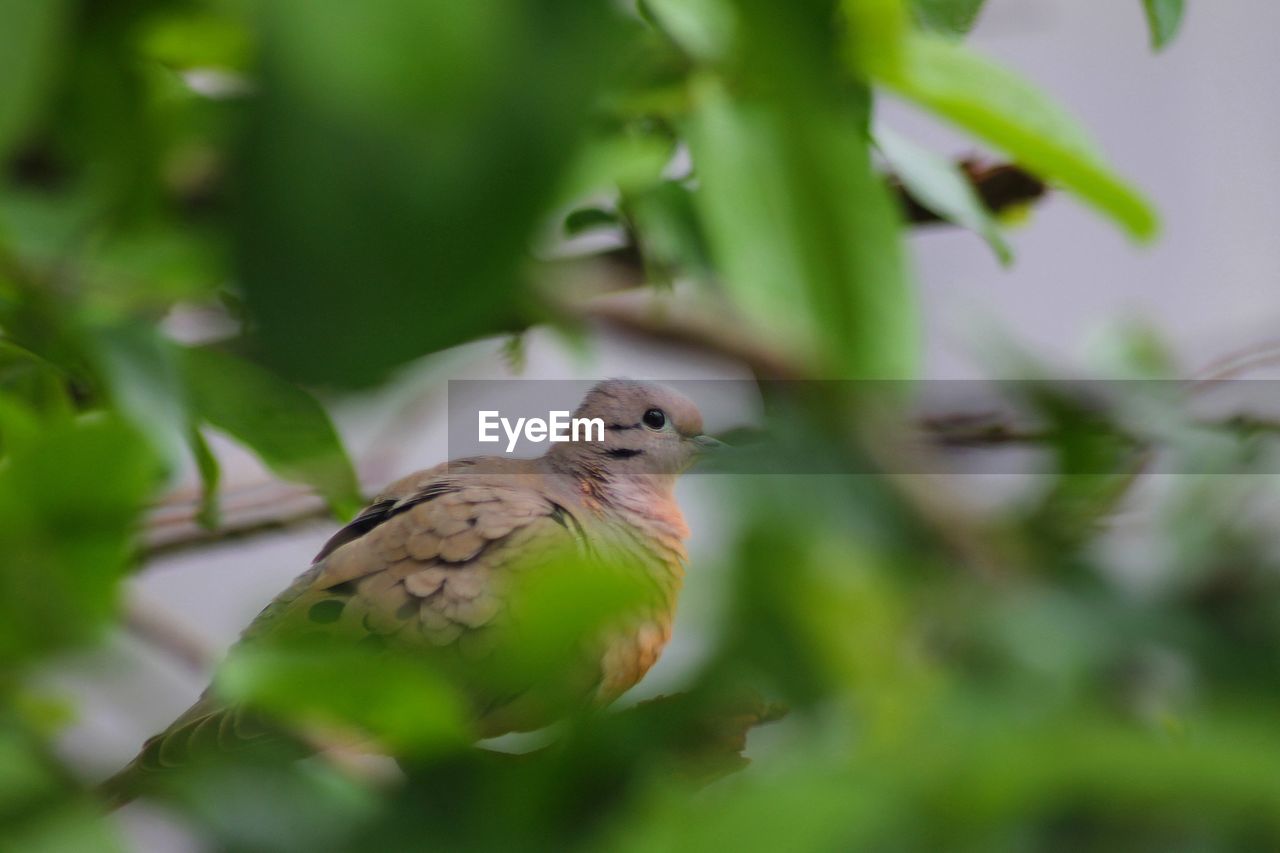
0,1 -> 1236,851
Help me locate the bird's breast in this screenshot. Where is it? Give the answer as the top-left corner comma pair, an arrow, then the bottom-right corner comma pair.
596,617 -> 675,705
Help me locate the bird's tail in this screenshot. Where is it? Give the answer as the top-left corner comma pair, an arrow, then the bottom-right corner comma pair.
94,699 -> 299,811
96,756 -> 146,812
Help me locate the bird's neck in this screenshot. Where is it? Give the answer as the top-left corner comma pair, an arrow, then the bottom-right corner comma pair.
602,477 -> 688,538
595,475 -> 689,594
540,457 -> 688,592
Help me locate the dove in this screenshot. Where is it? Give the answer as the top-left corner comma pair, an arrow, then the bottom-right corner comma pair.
102,379 -> 719,805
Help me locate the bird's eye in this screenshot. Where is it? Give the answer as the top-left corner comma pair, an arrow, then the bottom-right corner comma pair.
642,408 -> 666,429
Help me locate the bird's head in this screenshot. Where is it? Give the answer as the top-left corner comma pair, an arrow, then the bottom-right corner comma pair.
549,379 -> 721,479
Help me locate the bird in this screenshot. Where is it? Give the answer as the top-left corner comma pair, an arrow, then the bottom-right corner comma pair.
102,379 -> 720,805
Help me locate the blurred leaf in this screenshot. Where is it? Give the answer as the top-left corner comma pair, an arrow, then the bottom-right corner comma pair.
0,726 -> 59,817
842,0 -> 912,77
188,426 -> 221,530
238,0 -> 627,386
82,225 -> 225,314
689,78 -> 917,377
1009,383 -> 1145,553
0,413 -> 156,664
163,758 -> 379,853
558,134 -> 675,206
2,803 -> 127,853
495,551 -> 655,685
876,126 -> 1012,264
43,4 -> 170,221
0,393 -> 44,456
614,757 -> 861,853
642,0 -> 736,61
718,503 -> 931,736
626,180 -> 713,279
563,207 -> 620,237
884,713 -> 1280,844
1085,319 -> 1179,379
872,35 -> 1159,241
0,340 -> 73,419
0,192 -> 99,271
0,721 -> 126,853
1142,0 -> 1185,51
12,688 -> 77,738
500,332 -> 527,374
216,645 -> 470,758
0,0 -> 69,157
139,8 -> 253,70
88,323 -> 190,472
907,0 -> 987,37
179,346 -> 362,519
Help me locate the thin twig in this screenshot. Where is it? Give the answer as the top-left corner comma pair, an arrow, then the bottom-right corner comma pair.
918,411 -> 1051,446
138,402 -> 1280,564
581,297 -> 806,381
147,481 -> 315,531
142,497 -> 334,562
562,159 -> 1049,288
1193,338 -> 1280,388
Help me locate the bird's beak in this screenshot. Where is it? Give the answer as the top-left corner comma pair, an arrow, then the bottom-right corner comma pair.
691,434 -> 726,451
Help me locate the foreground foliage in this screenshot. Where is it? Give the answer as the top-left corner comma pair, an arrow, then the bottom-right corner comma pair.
10,1 -> 1276,851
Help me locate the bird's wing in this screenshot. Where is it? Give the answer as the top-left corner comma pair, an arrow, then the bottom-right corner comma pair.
293,473 -> 586,652
113,470 -> 587,792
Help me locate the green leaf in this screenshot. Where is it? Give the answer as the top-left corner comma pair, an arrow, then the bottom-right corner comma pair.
642,0 -> 737,61
179,347 -> 362,519
557,135 -> 675,209
188,426 -> 221,530
689,78 -> 918,377
0,413 -> 157,664
875,126 -> 1012,265
626,181 -> 713,279
0,0 -> 70,157
138,8 -> 253,70
159,760 -> 376,853
1142,0 -> 1185,51
487,549 -> 657,688
0,723 -> 126,853
873,35 -> 1158,241
216,646 -> 470,758
563,207 -> 620,237
0,393 -> 44,456
2,803 -> 128,853
0,340 -> 73,419
88,325 -> 231,528
87,323 -> 190,473
907,0 -> 987,37
237,0 -> 627,386
842,0 -> 912,77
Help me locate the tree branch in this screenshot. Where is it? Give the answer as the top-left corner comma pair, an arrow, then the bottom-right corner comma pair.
581,297 -> 806,381
142,475 -> 352,564
570,159 -> 1049,290
142,496 -> 334,562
